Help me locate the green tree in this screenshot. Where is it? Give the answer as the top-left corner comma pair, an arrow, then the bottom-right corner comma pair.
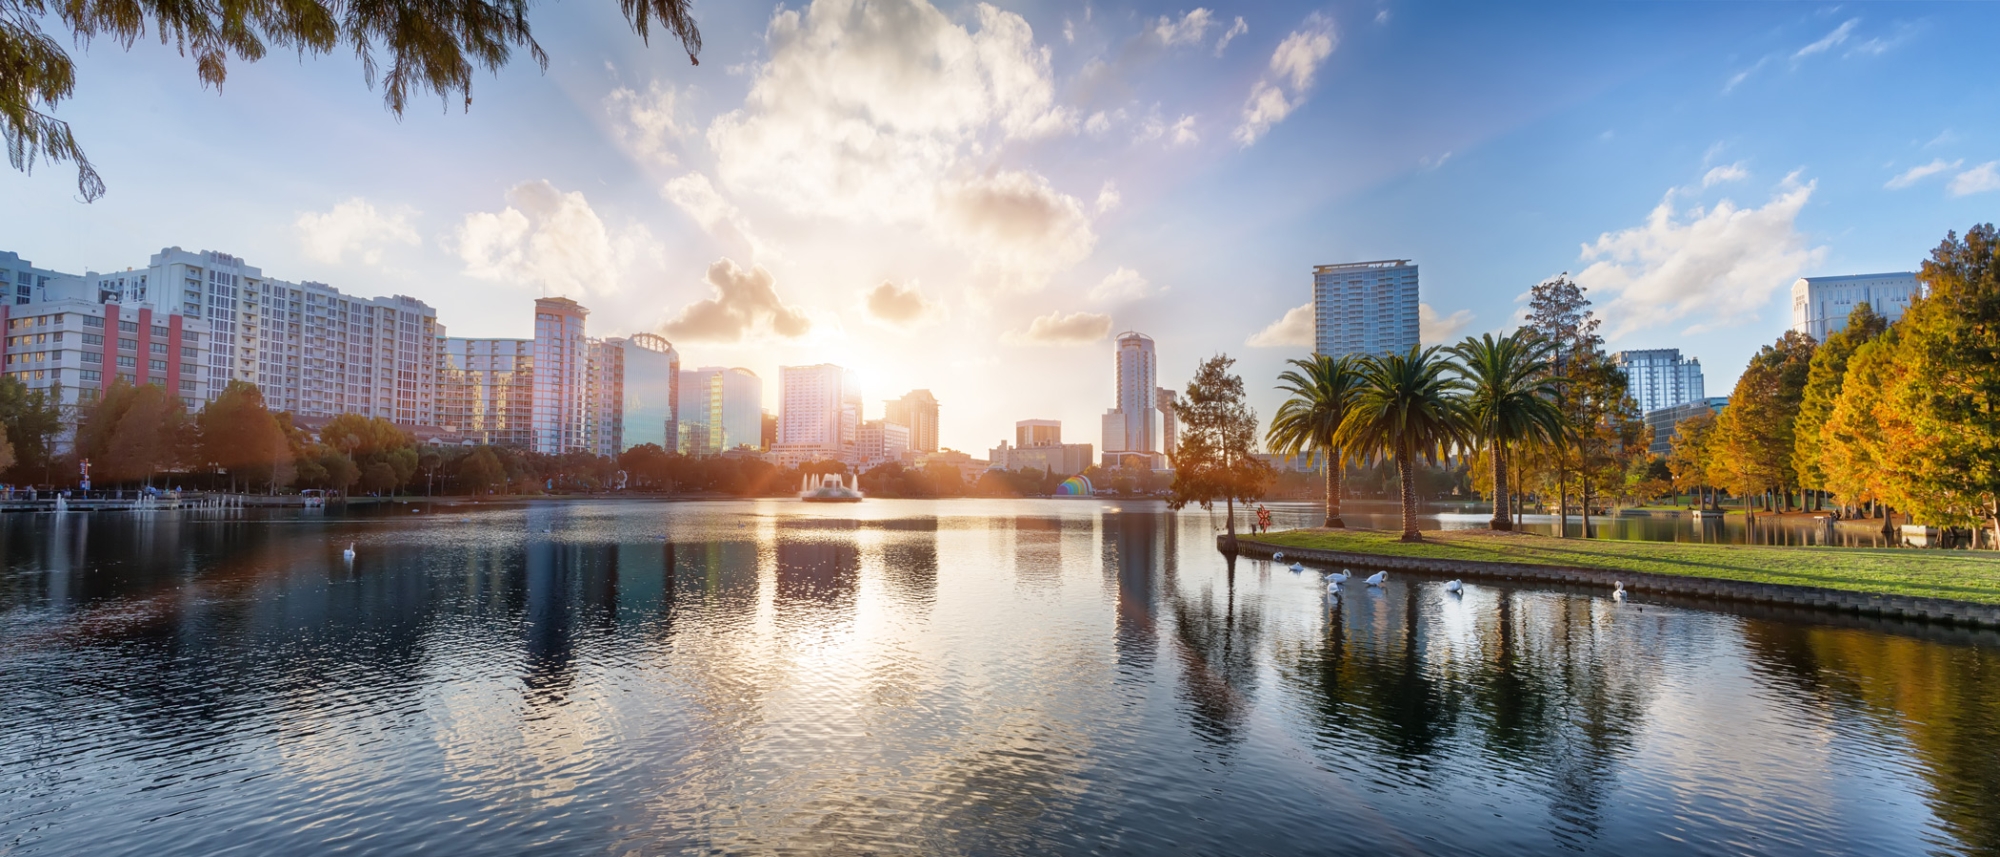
0,375 -> 65,480
4,0 -> 703,201
1521,273 -> 1605,535
1882,224 -> 2000,544
456,446 -> 507,494
1714,331 -> 1816,511
1666,410 -> 1719,510
197,380 -> 289,492
1168,354 -> 1275,543
1451,331 -> 1564,530
1266,353 -> 1364,528
1336,346 -> 1471,542
1794,302 -> 1889,502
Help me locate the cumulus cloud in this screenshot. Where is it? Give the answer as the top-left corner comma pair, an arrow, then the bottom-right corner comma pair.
1214,16 -> 1247,56
1170,115 -> 1199,146
1576,178 -> 1826,337
1246,303 -> 1313,347
605,82 -> 689,165
1095,181 -> 1121,214
1089,267 -> 1150,302
296,198 -> 420,265
1419,304 -> 1474,344
1702,162 -> 1748,187
938,170 -> 1096,287
1949,162 -> 2000,196
661,172 -> 767,255
1152,8 -> 1214,46
455,181 -> 650,298
1002,310 -> 1112,345
1233,14 -> 1335,146
662,258 -> 811,342
864,280 -> 942,327
1885,158 -> 1961,189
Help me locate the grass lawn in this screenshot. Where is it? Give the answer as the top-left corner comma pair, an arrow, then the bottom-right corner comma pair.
1252,528 -> 2000,605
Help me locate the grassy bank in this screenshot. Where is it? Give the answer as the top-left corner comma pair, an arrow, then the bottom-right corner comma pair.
1253,528 -> 2000,605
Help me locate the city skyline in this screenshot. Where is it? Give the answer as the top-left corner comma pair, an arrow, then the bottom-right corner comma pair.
5,1 -> 2000,451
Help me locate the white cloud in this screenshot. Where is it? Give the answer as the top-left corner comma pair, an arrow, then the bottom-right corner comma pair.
1214,16 -> 1247,56
455,181 -> 651,298
1418,304 -> 1474,345
295,198 -> 420,265
1233,14 -> 1335,146
1701,162 -> 1748,187
1419,151 -> 1452,171
863,280 -> 943,327
1246,303 -> 1312,348
1169,114 -> 1199,146
1095,181 -> 1121,214
1002,310 -> 1113,345
1089,267 -> 1150,302
1722,56 -> 1769,94
1084,110 -> 1115,136
1794,18 -> 1858,60
1152,8 -> 1214,47
1885,158 -> 1962,190
1576,178 -> 1826,338
661,172 -> 766,255
1950,162 -> 2000,196
1373,9 -> 1390,25
661,258 -> 811,342
605,82 -> 689,165
707,0 -> 1088,289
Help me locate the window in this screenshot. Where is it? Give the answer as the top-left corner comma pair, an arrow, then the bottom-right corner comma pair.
82,352 -> 101,365
118,338 -> 136,351
116,355 -> 135,368
83,316 -> 103,329
50,332 -> 61,343
81,333 -> 102,346
118,320 -> 137,333
152,325 -> 167,337
80,370 -> 100,382
150,342 -> 167,355
116,373 -> 133,384
149,360 -> 167,372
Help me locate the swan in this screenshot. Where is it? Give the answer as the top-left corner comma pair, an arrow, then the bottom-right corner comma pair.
342,544 -> 355,561
1289,562 -> 1306,573
1365,571 -> 1387,586
1612,581 -> 1627,601
1327,570 -> 1351,584
1272,552 -> 1286,561
1445,579 -> 1463,594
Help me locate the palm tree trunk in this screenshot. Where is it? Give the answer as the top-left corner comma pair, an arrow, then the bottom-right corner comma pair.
1558,470 -> 1569,538
1489,441 -> 1510,531
1398,444 -> 1420,543
1323,449 -> 1345,528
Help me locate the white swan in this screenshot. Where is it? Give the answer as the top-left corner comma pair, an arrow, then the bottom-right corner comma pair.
342,544 -> 356,561
1612,581 -> 1627,601
1272,552 -> 1286,561
1327,570 -> 1351,584
1289,562 -> 1305,573
1445,579 -> 1463,594
1365,571 -> 1387,586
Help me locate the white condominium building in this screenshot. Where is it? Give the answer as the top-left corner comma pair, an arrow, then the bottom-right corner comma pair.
1790,272 -> 1920,342
587,339 -> 624,458
856,419 -> 910,468
1611,349 -> 1706,414
1102,331 -> 1165,469
774,363 -> 860,466
531,297 -> 592,455
439,338 -> 535,447
1313,259 -> 1419,358
0,298 -> 213,426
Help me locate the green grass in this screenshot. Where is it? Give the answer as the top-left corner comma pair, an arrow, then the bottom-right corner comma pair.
1253,528 -> 2000,605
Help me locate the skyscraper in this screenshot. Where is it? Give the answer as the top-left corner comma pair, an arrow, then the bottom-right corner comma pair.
531,297 -> 591,455
586,339 -> 624,457
676,366 -> 763,456
1611,349 -> 1706,414
1313,259 -> 1419,358
774,363 -> 860,466
1101,331 -> 1164,469
614,333 -> 678,451
438,338 -> 535,447
884,389 -> 940,453
1790,272 -> 1920,342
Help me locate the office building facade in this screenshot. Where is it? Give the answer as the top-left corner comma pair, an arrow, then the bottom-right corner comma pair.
439,338 -> 535,447
1313,259 -> 1419,358
884,389 -> 940,453
857,419 -> 911,468
1791,272 -> 1920,342
586,339 -> 623,457
1101,331 -> 1165,469
677,366 -> 763,457
774,363 -> 860,466
614,333 -> 678,451
1611,349 -> 1705,414
530,298 -> 591,455
1017,419 -> 1061,448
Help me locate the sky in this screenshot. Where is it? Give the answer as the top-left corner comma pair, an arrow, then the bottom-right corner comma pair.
4,0 -> 1998,454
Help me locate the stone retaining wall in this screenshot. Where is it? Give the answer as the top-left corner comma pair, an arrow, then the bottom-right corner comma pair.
1226,535 -> 2000,630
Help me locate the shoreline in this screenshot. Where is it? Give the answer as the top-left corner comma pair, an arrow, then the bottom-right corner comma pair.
1235,528 -> 2000,629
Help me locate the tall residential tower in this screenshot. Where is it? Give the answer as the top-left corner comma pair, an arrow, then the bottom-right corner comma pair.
1101,331 -> 1165,469
1313,260 -> 1419,358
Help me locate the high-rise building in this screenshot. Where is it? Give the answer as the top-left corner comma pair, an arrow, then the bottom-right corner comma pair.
613,333 -> 678,451
438,338 -> 535,447
586,339 -> 624,457
676,366 -> 763,457
531,297 -> 591,455
0,251 -> 73,304
774,363 -> 860,466
1101,331 -> 1164,469
1611,349 -> 1705,414
0,298 -> 213,433
856,419 -> 910,468
1156,387 -> 1179,455
884,389 -> 940,453
1790,273 -> 1920,342
1017,419 -> 1061,447
1313,259 -> 1419,358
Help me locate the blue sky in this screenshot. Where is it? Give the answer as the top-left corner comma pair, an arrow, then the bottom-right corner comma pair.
4,0 -> 1997,452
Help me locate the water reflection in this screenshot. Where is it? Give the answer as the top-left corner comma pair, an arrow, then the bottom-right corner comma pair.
0,501 -> 1997,856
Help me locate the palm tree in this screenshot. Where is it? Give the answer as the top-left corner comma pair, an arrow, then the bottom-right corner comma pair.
1452,332 -> 1566,531
1336,346 -> 1472,542
1267,354 -> 1365,528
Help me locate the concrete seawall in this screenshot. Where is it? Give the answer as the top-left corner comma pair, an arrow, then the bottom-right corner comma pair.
1227,535 -> 2000,630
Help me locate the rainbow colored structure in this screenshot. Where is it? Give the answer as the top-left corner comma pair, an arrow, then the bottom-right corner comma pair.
1057,476 -> 1094,496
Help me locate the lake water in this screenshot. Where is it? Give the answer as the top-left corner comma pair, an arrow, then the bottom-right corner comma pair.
3,499 -> 1998,856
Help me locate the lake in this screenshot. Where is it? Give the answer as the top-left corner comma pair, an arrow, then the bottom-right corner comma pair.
2,499 -> 1997,855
